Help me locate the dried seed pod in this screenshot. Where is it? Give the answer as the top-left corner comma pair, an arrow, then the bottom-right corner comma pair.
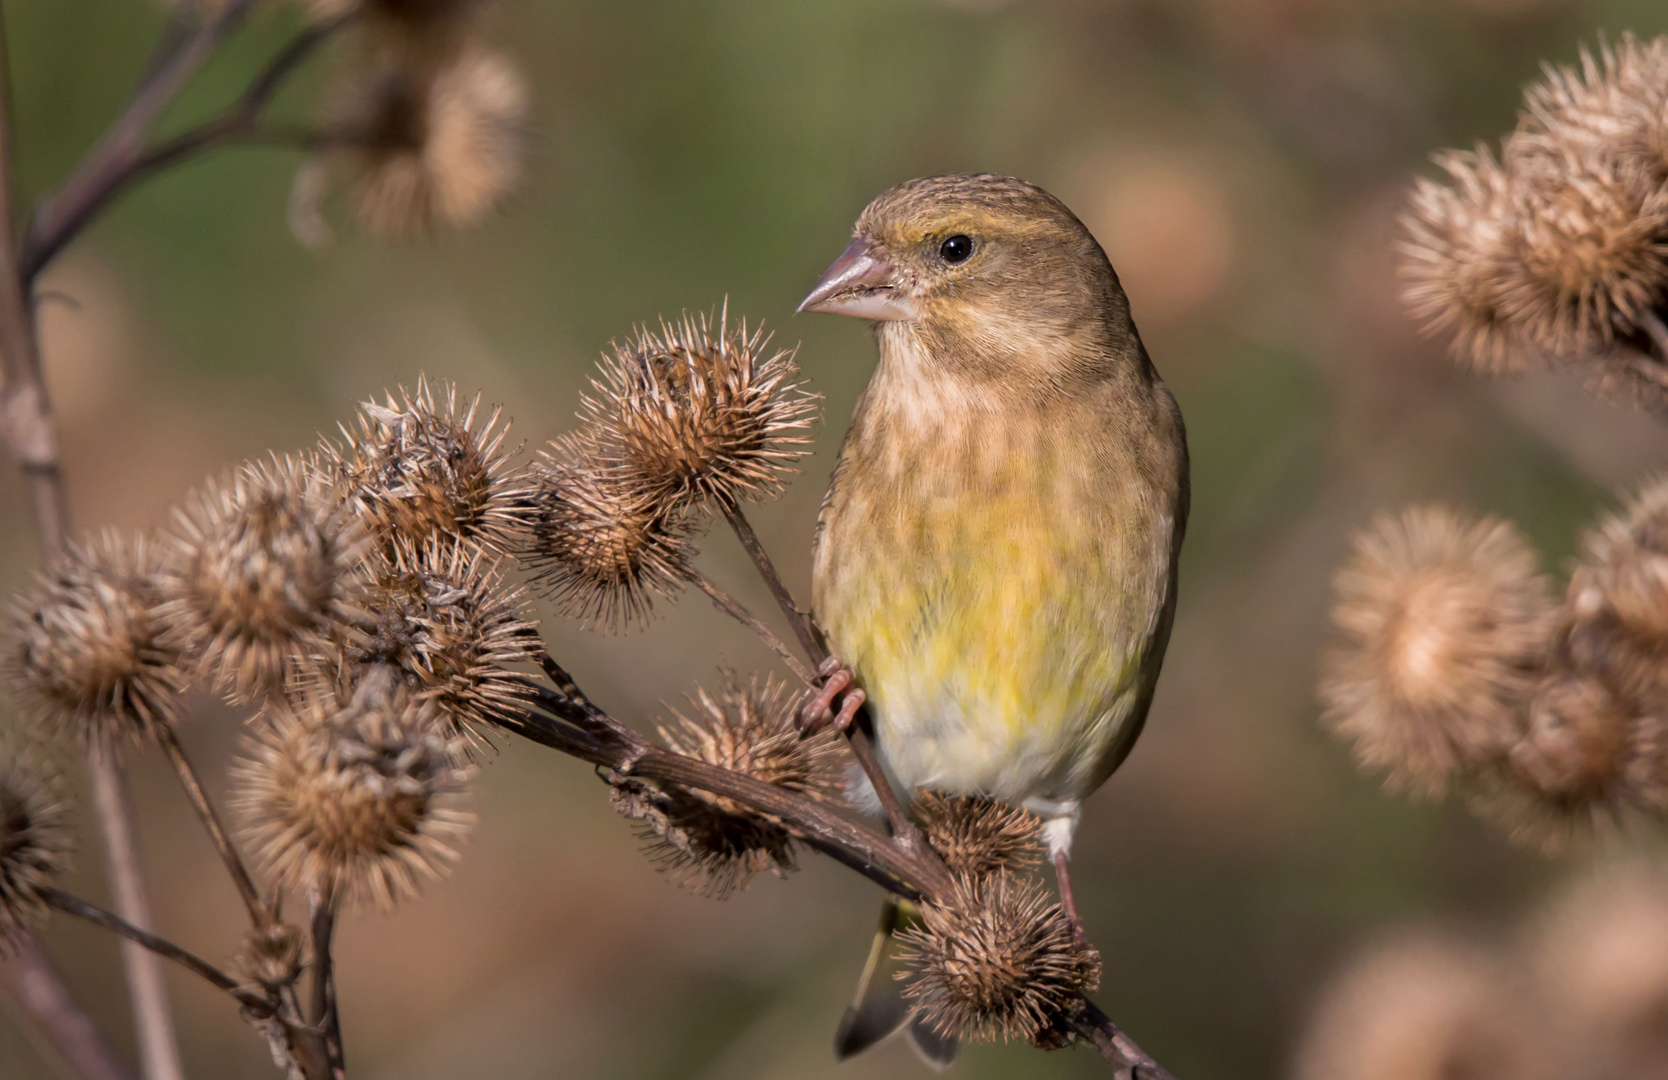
308,0 -> 482,64
1320,507 -> 1554,795
1473,671 -> 1667,851
896,873 -> 1101,1047
516,435 -> 697,632
1293,933 -> 1550,1080
578,311 -> 819,512
234,921 -> 307,991
1517,34 -> 1668,184
320,376 -> 531,555
1493,146 -> 1668,359
0,754 -> 73,938
1398,148 -> 1527,374
158,456 -> 365,701
331,44 -> 526,236
611,674 -> 842,898
916,792 -> 1042,881
1560,477 -> 1668,710
6,531 -> 186,745
343,537 -> 542,737
232,669 -> 475,908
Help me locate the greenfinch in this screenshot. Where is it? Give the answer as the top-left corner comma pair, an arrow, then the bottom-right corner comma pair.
799,173 -> 1189,1065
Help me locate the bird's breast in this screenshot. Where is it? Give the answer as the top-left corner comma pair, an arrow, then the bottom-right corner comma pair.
812,373 -> 1172,805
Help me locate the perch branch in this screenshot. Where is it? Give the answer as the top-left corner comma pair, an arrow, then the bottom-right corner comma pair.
690,570 -> 817,684
308,885 -> 344,1078
154,727 -> 268,925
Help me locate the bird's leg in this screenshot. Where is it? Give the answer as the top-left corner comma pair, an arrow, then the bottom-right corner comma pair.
1052,851 -> 1091,950
800,655 -> 864,736
1038,808 -> 1090,949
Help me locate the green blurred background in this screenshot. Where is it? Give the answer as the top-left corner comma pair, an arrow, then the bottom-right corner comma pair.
4,0 -> 1668,1077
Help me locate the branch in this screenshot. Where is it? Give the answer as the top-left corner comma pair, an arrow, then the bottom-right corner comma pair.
43,889 -> 273,1016
0,938 -> 136,1080
308,885 -> 344,1078
154,727 -> 268,925
690,570 -> 817,684
21,12 -> 346,282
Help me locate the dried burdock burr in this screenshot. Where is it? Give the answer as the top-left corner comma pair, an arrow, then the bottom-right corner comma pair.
158,456 -> 365,702
610,673 -> 842,898
1320,506 -> 1554,795
1474,671 -> 1667,851
6,530 -> 186,746
1559,476 -> 1668,710
896,873 -> 1102,1048
578,311 -> 819,513
516,435 -> 697,632
343,536 -> 542,738
1399,148 -> 1526,374
0,753 -> 73,939
1517,34 -> 1668,184
232,667 -> 475,909
234,921 -> 308,991
319,376 -> 531,555
915,792 -> 1043,882
1494,148 -> 1668,359
331,44 -> 526,237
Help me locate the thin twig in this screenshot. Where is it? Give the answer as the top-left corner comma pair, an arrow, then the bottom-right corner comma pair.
22,14 -> 346,281
718,504 -> 931,853
721,502 -> 820,660
43,889 -> 273,1016
1071,1003 -> 1178,1080
0,938 -> 136,1080
309,884 -> 344,1078
690,570 -> 818,684
154,727 -> 268,925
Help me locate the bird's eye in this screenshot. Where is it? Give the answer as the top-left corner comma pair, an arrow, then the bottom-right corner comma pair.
938,234 -> 974,264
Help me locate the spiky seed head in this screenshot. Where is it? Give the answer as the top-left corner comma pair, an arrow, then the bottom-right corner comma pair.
1517,34 -> 1668,183
234,921 -> 307,991
232,668 -> 474,908
158,456 -> 365,702
516,436 -> 697,632
1292,933 -> 1547,1080
334,45 -> 526,237
320,377 -> 531,555
343,537 -> 542,738
307,0 -> 482,65
6,531 -> 186,746
1320,507 -> 1554,795
612,674 -> 843,898
896,873 -> 1102,1047
915,792 -> 1043,881
0,754 -> 73,939
1398,148 -> 1528,373
578,311 -> 819,512
1474,672 -> 1667,851
1493,146 -> 1668,358
1559,477 -> 1668,709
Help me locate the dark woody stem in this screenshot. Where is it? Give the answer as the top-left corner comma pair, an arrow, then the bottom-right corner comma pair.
690,570 -> 818,684
43,889 -> 274,1016
154,727 -> 268,926
498,687 -> 1175,1078
716,502 -> 935,855
309,883 -> 344,1078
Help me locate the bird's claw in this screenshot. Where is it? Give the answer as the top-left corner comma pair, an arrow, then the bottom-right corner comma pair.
801,657 -> 865,736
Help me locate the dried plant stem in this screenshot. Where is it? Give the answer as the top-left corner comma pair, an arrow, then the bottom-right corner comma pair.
500,693 -> 1172,1076
690,570 -> 817,684
310,884 -> 344,1078
154,727 -> 267,925
0,938 -> 137,1080
1636,309 -> 1668,366
43,889 -> 273,1016
721,502 -> 820,659
22,13 -> 348,281
718,505 -> 931,854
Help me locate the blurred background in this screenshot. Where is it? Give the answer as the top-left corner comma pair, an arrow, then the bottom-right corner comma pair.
3,0 -> 1668,1077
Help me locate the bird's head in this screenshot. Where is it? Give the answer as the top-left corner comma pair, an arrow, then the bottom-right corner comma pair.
798,174 -> 1135,380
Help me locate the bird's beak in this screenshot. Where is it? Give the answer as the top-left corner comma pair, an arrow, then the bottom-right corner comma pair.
797,237 -> 916,321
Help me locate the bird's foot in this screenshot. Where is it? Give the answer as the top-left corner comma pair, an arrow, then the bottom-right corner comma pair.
1053,850 -> 1092,951
800,655 -> 866,736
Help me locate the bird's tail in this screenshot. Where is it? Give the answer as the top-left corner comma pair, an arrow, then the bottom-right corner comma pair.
834,898 -> 959,1070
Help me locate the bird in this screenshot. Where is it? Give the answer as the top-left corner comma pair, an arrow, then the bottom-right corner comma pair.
796,173 -> 1189,1067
